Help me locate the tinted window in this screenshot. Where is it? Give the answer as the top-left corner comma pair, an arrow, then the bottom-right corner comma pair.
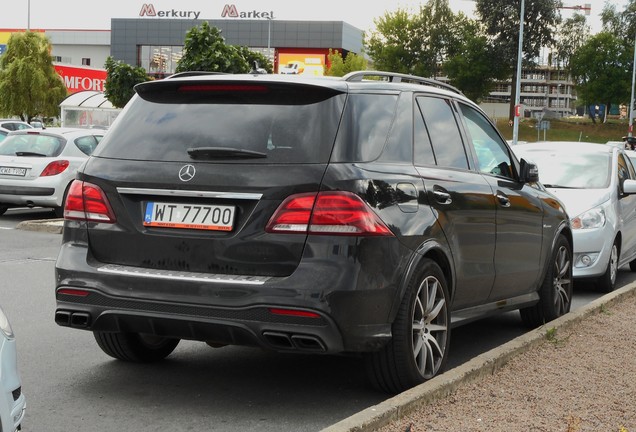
95,82 -> 346,164
458,103 -> 514,179
332,94 -> 398,162
0,134 -> 64,157
414,101 -> 435,165
416,97 -> 468,169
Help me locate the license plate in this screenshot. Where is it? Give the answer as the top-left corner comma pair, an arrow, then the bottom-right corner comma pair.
0,166 -> 26,176
143,202 -> 235,231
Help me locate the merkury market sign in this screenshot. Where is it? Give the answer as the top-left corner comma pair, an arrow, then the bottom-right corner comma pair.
138,4 -> 274,20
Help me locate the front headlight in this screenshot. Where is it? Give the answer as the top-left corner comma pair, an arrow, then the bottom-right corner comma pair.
0,306 -> 15,339
571,208 -> 606,230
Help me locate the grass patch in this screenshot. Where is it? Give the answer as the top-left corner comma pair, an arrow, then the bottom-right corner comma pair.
496,117 -> 628,144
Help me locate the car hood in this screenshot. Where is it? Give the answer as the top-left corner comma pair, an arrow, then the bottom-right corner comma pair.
546,187 -> 610,218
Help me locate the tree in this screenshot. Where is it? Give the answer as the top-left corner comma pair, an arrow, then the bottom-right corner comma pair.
324,49 -> 367,77
365,9 -> 427,75
443,18 -> 507,102
570,32 -> 631,124
475,0 -> 561,120
236,46 -> 273,73
176,22 -> 249,74
104,56 -> 150,108
0,31 -> 67,122
553,14 -> 591,69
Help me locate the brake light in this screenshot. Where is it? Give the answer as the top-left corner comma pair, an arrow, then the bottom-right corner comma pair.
265,191 -> 393,236
40,160 -> 69,176
64,180 -> 116,223
178,84 -> 268,93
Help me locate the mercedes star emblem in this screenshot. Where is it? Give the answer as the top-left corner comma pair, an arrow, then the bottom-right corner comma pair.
178,164 -> 196,182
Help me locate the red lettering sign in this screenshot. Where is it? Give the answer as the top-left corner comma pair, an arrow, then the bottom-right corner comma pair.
54,65 -> 107,94
139,4 -> 157,17
221,4 -> 239,18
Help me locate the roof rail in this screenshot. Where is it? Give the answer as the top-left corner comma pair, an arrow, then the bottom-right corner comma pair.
343,71 -> 463,95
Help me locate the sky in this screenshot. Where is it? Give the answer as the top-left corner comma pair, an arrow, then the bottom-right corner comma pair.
0,0 -> 629,34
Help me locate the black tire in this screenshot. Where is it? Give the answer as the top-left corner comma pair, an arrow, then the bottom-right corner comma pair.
93,331 -> 180,362
0,205 -> 8,216
365,259 -> 450,394
520,234 -> 573,328
597,241 -> 619,293
629,258 -> 636,272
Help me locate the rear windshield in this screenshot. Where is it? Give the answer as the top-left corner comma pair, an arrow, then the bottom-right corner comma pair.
94,81 -> 347,164
0,134 -> 64,157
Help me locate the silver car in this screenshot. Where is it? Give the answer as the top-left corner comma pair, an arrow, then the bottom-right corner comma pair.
0,306 -> 26,432
514,141 -> 636,292
0,128 -> 104,217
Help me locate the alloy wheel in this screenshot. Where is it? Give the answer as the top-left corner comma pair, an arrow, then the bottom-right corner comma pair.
412,275 -> 448,379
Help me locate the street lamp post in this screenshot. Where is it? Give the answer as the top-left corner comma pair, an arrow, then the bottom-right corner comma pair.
27,0 -> 31,31
557,83 -> 561,118
629,29 -> 636,137
512,0 -> 525,146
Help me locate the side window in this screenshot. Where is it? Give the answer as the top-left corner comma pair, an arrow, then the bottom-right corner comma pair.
618,153 -> 631,184
414,100 -> 436,165
75,135 -> 98,156
416,96 -> 468,169
458,103 -> 514,179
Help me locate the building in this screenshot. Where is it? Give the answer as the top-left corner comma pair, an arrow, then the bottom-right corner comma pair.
110,18 -> 363,78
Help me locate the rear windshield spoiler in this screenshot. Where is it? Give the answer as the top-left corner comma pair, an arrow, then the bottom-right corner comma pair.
134,79 -> 346,105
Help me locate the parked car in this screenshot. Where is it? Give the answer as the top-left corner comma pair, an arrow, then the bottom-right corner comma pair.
513,141 -> 636,292
0,120 -> 33,132
0,127 -> 105,217
54,71 -> 572,394
279,61 -> 304,74
0,305 -> 26,432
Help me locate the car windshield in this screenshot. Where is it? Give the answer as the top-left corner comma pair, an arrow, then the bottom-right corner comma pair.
520,150 -> 611,189
0,134 -> 64,157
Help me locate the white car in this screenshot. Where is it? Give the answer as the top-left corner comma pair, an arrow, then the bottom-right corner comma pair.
513,141 -> 636,292
0,306 -> 26,432
0,128 -> 104,217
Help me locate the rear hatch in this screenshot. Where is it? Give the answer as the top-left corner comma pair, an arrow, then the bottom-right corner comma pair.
80,76 -> 347,277
0,131 -> 67,183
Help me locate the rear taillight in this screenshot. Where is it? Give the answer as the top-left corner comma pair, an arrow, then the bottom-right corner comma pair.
40,160 -> 69,176
265,191 -> 393,236
64,180 -> 116,223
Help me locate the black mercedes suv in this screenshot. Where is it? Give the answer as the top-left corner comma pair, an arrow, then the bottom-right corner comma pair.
54,71 -> 573,393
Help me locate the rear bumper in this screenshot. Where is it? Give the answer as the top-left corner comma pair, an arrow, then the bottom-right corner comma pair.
55,239 -> 411,354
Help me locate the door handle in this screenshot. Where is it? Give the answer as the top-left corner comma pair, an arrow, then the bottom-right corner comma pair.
496,193 -> 511,207
433,190 -> 452,205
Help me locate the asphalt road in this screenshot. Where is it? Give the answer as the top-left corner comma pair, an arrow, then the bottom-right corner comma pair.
0,207 -> 618,432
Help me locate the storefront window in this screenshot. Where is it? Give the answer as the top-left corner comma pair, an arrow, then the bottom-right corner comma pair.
138,45 -> 183,78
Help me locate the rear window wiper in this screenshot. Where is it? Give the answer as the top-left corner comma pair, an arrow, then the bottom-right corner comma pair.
16,151 -> 47,157
187,147 -> 267,160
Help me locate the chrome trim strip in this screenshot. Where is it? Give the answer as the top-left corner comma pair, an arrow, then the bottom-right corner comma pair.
97,264 -> 270,285
117,187 -> 263,200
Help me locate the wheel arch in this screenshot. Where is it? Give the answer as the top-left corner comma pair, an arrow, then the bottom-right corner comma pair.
389,240 -> 455,324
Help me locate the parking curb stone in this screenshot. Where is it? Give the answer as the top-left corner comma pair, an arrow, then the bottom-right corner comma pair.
15,218 -> 64,234
321,282 -> 636,432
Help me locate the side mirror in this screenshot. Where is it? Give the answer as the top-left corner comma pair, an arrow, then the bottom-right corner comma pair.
623,178 -> 636,195
520,158 -> 539,183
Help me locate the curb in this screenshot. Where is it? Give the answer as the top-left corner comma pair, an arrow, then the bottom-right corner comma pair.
15,219 -> 64,234
321,282 -> 636,432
